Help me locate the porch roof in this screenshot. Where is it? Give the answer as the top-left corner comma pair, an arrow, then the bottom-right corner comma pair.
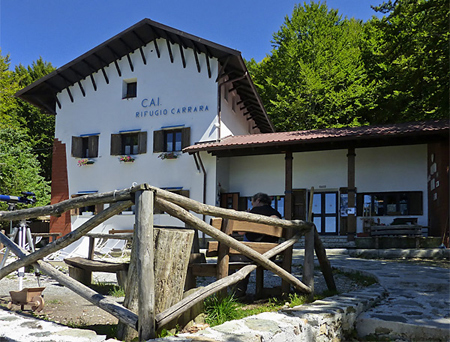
184,119 -> 449,156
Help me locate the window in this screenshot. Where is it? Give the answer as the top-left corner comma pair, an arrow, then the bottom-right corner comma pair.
123,79 -> 137,99
72,135 -> 99,158
165,130 -> 182,152
111,131 -> 147,155
357,191 -> 423,216
153,127 -> 190,153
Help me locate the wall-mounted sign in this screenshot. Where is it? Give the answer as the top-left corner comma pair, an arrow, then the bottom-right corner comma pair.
136,97 -> 209,118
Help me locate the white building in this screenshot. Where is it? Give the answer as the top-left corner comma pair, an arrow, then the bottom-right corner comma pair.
17,19 -> 449,242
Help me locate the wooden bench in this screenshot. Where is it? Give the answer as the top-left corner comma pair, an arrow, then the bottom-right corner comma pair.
64,257 -> 129,289
187,218 -> 286,297
370,224 -> 423,248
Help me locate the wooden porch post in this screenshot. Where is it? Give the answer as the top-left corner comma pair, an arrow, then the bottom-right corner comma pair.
135,185 -> 156,340
347,147 -> 356,241
281,151 -> 293,294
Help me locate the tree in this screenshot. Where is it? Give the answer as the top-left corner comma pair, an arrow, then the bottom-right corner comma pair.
0,127 -> 51,215
364,0 -> 449,123
247,1 -> 375,131
14,58 -> 56,181
0,52 -> 21,128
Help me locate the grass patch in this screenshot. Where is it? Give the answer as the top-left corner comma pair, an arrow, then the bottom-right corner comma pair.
90,281 -> 125,297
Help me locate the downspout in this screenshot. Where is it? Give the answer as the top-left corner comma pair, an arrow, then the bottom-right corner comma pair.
217,72 -> 248,141
193,152 -> 207,247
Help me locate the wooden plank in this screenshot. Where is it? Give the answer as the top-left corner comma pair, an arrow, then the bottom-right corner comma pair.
64,257 -> 129,272
228,220 -> 283,237
207,241 -> 279,256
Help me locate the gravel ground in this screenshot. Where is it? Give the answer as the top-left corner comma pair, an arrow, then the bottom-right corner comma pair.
0,251 -> 367,329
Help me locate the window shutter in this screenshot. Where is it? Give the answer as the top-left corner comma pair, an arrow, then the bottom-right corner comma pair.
110,134 -> 122,155
71,136 -> 83,158
138,131 -> 147,154
181,127 -> 191,149
88,136 -> 99,158
153,130 -> 164,153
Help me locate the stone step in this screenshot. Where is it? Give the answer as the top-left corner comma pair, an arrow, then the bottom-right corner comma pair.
295,236 -> 356,249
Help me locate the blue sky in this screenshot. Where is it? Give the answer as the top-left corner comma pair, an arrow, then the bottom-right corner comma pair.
1,0 -> 383,69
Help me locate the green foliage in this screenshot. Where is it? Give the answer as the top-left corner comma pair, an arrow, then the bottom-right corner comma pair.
247,1 -> 374,131
247,0 -> 448,131
364,0 -> 449,123
0,127 -> 51,215
0,52 -> 21,128
14,58 -> 56,181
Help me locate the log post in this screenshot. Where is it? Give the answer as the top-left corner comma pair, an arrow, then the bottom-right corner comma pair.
303,187 -> 315,298
134,185 -> 155,341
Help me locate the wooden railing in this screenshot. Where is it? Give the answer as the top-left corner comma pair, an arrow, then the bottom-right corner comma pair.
0,183 -> 335,340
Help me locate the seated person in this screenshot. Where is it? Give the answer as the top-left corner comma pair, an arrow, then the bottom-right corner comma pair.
232,192 -> 282,298
245,192 -> 282,243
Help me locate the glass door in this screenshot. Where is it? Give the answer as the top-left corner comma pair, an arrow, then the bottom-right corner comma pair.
310,192 -> 338,234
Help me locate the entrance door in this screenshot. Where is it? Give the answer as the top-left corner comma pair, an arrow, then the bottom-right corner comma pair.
311,192 -> 338,234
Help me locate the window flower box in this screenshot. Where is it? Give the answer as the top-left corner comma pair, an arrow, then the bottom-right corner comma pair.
158,152 -> 180,160
77,159 -> 95,167
119,155 -> 135,163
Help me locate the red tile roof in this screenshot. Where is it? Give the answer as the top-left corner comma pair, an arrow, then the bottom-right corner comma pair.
184,120 -> 449,155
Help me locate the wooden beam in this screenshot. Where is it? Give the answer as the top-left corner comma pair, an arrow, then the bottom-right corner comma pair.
179,45 -> 186,68
154,39 -> 161,58
135,187 -> 156,340
282,151 -> 294,294
166,39 -> 174,63
90,74 -> 97,91
113,60 -> 122,77
66,87 -> 74,103
0,186 -> 134,222
193,49 -> 201,73
155,231 -> 302,328
0,233 -> 138,330
205,53 -> 211,78
126,53 -> 134,72
155,197 -> 312,293
0,201 -> 133,279
139,46 -> 147,65
77,81 -> 86,97
101,67 -> 109,84
216,56 -> 230,82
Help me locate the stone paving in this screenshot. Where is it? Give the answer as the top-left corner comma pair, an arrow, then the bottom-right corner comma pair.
0,248 -> 448,341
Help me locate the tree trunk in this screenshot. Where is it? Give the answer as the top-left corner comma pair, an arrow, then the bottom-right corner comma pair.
117,227 -> 194,341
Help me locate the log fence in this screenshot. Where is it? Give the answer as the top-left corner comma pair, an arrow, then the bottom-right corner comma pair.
0,183 -> 335,341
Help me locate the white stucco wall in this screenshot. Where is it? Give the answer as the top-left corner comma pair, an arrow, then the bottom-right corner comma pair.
54,39 -> 247,232
224,145 -> 428,233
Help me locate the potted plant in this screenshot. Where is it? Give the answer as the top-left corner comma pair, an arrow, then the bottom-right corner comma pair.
119,155 -> 135,163
158,152 -> 180,160
77,158 -> 95,167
